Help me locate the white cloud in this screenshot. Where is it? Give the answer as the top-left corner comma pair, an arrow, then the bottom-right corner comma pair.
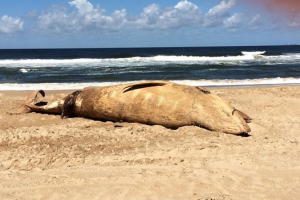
289,21 -> 300,28
37,6 -> 76,33
248,15 -> 262,30
224,13 -> 244,30
36,0 -> 202,32
69,0 -> 94,15
269,17 -> 297,30
33,0 -> 263,34
204,0 -> 236,27
37,0 -> 127,33
130,0 -> 202,29
0,15 -> 24,34
224,13 -> 262,31
137,4 -> 161,27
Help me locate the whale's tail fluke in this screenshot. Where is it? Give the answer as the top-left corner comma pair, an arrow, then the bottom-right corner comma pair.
20,90 -> 64,115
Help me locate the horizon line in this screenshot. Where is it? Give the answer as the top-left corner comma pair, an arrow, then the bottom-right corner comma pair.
0,44 -> 299,50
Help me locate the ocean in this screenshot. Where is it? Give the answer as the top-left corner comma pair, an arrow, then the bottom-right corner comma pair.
0,45 -> 300,90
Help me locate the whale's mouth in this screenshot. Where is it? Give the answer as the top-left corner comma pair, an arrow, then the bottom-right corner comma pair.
233,109 -> 252,134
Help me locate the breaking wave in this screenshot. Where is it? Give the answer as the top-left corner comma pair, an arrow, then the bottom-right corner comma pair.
1,53 -> 300,68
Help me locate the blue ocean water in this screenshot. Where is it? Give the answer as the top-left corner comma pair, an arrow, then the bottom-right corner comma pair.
0,45 -> 300,90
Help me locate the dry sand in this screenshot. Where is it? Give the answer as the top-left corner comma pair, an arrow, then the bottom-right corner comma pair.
0,86 -> 299,200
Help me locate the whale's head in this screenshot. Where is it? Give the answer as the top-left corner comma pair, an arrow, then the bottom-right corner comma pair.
194,94 -> 251,135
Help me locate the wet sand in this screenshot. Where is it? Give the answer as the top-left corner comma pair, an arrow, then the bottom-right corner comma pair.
0,85 -> 300,200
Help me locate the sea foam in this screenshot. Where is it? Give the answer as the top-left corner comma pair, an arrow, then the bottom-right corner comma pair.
1,53 -> 300,68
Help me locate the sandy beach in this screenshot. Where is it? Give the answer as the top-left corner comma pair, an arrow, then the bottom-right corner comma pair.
0,85 -> 299,200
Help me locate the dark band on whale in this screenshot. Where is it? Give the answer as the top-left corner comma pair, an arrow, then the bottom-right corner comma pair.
61,90 -> 82,119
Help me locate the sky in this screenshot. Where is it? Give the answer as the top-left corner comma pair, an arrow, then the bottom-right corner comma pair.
0,0 -> 299,48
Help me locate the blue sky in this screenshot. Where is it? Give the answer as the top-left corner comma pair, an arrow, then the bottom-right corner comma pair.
0,0 -> 299,48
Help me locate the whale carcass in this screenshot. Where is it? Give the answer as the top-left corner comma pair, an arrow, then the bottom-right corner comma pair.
21,81 -> 251,134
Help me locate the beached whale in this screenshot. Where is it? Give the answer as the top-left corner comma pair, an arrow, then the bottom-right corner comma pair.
21,81 -> 251,134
